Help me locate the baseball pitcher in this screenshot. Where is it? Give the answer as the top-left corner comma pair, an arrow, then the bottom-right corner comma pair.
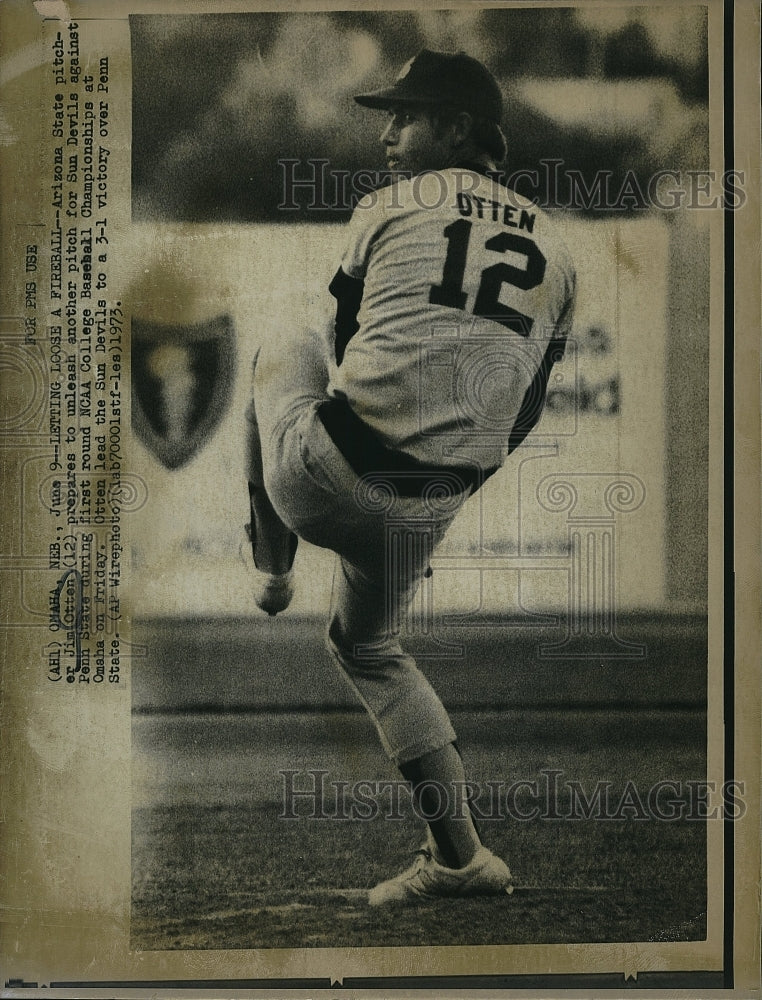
243,50 -> 576,905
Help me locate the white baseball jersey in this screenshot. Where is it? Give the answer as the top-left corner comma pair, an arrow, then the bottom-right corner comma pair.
327,167 -> 576,471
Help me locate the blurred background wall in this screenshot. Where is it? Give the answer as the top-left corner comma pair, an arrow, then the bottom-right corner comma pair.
130,8 -> 708,223
126,7 -> 710,619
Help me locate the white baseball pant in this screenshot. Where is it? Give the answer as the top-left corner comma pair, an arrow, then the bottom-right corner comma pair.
245,328 -> 465,764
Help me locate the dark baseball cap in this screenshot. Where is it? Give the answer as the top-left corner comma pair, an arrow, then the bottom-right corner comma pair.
355,49 -> 503,123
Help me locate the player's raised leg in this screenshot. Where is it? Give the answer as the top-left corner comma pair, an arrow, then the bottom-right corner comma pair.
242,384 -> 297,616
241,327 -> 331,615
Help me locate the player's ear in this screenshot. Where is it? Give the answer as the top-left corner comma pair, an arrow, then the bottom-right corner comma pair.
450,110 -> 474,148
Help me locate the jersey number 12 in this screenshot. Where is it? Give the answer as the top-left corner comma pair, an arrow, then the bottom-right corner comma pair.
429,219 -> 546,335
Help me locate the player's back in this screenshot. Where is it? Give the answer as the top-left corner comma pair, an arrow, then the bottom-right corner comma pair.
330,168 -> 576,470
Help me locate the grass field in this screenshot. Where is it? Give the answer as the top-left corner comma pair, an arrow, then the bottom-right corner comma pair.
131,701 -> 707,951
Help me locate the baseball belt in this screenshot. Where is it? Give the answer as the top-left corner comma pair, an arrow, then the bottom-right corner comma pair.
317,397 -> 497,499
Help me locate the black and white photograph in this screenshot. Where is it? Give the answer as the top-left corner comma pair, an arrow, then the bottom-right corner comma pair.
129,3 -> 713,953
0,0 -> 759,995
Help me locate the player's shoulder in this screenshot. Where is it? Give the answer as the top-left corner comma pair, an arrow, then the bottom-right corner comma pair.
346,178 -> 410,237
345,174 -> 451,249
350,173 -> 439,216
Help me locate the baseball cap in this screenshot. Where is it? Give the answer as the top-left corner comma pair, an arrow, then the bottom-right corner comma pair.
354,49 -> 503,123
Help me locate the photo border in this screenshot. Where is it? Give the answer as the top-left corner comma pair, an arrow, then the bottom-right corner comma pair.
0,0 -> 759,995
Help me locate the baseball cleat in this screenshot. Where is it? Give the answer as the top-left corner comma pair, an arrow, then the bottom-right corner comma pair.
239,532 -> 294,616
368,846 -> 513,906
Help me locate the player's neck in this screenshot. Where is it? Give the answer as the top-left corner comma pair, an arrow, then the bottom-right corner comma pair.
450,155 -> 499,178
446,146 -> 498,176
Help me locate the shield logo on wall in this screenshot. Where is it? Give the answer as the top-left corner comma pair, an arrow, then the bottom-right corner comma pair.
131,314 -> 236,469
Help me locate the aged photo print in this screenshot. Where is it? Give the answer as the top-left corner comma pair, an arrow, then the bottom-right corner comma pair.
0,0 -> 759,994
129,0 -> 711,952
